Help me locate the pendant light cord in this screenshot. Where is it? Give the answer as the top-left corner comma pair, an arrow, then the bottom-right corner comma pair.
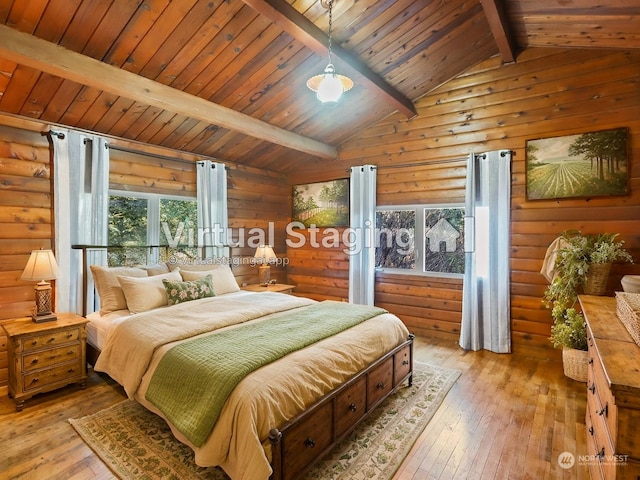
327,0 -> 334,65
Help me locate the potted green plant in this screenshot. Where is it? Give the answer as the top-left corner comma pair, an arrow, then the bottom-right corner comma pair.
544,230 -> 633,381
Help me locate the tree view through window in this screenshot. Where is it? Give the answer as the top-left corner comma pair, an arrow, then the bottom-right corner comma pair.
376,205 -> 464,276
108,193 -> 197,266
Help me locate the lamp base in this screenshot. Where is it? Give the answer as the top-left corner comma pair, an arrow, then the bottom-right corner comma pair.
258,265 -> 271,286
32,312 -> 57,323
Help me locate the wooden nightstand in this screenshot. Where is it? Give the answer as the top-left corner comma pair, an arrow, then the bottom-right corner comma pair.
241,283 -> 296,294
2,313 -> 89,411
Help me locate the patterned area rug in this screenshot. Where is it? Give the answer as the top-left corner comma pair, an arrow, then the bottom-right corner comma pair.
69,362 -> 460,480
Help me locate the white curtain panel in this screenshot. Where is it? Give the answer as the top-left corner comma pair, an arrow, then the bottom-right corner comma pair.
196,160 -> 229,258
52,129 -> 109,315
459,150 -> 512,353
348,165 -> 377,305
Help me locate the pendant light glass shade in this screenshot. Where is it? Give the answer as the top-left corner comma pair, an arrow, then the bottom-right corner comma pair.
306,0 -> 353,105
306,64 -> 354,104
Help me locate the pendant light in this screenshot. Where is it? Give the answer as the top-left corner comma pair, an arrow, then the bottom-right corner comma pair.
306,0 -> 353,105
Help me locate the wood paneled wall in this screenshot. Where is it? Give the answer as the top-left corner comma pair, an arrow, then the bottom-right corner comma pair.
0,121 -> 290,388
288,47 -> 640,350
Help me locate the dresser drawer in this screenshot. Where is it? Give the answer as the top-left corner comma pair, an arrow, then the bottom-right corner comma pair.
20,327 -> 81,352
23,359 -> 84,392
586,409 -> 606,480
22,344 -> 81,372
367,356 -> 393,409
335,375 -> 366,438
588,344 -> 619,450
282,400 -> 333,480
393,344 -> 411,386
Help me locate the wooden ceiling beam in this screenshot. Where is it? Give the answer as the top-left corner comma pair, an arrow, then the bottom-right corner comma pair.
0,24 -> 337,160
480,0 -> 517,63
240,0 -> 418,119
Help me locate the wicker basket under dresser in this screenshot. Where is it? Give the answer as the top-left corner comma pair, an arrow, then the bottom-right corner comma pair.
579,295 -> 640,480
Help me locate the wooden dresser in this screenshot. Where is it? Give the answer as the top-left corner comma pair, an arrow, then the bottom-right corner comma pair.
2,313 -> 88,411
579,295 -> 640,480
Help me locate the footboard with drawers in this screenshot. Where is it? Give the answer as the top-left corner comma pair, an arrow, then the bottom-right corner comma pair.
269,334 -> 414,480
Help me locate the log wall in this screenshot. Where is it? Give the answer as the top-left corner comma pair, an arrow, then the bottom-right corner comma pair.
287,48 -> 640,350
0,119 -> 289,389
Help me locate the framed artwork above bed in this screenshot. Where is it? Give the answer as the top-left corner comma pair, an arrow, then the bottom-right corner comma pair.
525,127 -> 630,200
292,179 -> 349,227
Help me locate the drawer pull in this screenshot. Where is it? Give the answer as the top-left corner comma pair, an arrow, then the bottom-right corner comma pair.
48,337 -> 55,343
68,368 -> 75,374
304,438 -> 316,448
30,358 -> 39,365
348,403 -> 358,413
30,377 -> 39,385
376,382 -> 386,390
589,426 -> 594,436
66,333 -> 73,339
402,360 -> 409,366
31,340 -> 38,346
588,357 -> 594,365
597,447 -> 605,461
67,350 -> 74,355
588,384 -> 596,394
598,404 -> 608,417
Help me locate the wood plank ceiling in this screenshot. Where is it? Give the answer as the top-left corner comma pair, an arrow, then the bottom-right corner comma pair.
0,0 -> 637,173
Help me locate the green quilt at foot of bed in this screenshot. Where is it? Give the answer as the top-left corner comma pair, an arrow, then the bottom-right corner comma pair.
145,300 -> 387,447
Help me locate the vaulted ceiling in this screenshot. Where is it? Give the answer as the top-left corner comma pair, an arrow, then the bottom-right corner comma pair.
0,0 -> 637,173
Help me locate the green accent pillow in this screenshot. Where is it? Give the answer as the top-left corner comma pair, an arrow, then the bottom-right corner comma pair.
163,275 -> 215,306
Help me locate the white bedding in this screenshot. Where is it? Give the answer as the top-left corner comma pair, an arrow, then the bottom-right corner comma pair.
92,291 -> 411,480
86,290 -> 253,350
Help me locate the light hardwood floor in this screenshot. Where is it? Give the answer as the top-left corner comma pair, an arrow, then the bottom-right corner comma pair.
0,335 -> 588,479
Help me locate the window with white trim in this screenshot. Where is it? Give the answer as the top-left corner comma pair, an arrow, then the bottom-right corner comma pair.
375,205 -> 465,276
108,191 -> 197,266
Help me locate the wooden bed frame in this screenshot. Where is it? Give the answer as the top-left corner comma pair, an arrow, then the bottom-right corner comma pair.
77,246 -> 414,479
88,336 -> 414,479
269,335 -> 414,480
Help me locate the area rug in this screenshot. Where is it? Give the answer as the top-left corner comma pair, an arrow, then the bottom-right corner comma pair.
69,362 -> 460,480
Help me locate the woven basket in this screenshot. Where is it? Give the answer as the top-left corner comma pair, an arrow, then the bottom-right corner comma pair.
583,262 -> 612,295
615,292 -> 640,347
562,348 -> 588,382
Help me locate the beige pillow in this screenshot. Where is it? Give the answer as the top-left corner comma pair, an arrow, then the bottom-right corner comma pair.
90,265 -> 148,315
180,265 -> 240,295
118,270 -> 182,314
143,262 -> 170,276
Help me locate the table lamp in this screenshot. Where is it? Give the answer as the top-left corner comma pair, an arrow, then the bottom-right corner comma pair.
254,245 -> 277,286
21,249 -> 59,322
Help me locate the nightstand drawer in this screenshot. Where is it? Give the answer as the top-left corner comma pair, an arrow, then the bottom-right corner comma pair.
23,344 -> 81,372
23,359 -> 84,391
20,327 -> 81,352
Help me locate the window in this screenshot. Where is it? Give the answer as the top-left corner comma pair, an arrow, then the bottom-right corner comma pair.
375,205 -> 465,276
108,192 -> 197,266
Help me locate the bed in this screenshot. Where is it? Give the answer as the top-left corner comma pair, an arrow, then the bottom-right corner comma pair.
82,259 -> 413,480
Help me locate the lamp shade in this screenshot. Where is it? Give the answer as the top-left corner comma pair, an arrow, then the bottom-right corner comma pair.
254,245 -> 277,263
21,249 -> 59,282
306,64 -> 354,105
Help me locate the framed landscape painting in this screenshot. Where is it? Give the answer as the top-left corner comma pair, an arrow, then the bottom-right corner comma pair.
526,127 -> 629,200
292,179 -> 349,227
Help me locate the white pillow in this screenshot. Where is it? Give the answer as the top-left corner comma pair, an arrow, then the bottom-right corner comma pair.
118,270 -> 182,313
180,265 -> 240,295
90,265 -> 148,315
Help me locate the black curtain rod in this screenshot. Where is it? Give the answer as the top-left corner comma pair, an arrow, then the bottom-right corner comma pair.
109,144 -> 230,168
